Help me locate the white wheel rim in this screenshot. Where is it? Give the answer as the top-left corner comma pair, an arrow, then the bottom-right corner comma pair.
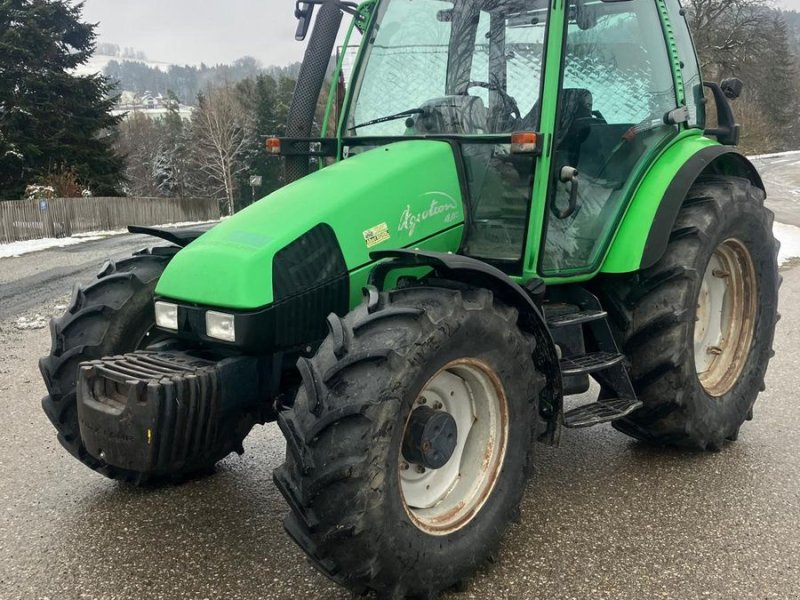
694,238 -> 757,397
399,359 -> 508,536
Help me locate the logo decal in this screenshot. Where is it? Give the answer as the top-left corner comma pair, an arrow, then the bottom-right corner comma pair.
398,192 -> 460,237
363,222 -> 390,248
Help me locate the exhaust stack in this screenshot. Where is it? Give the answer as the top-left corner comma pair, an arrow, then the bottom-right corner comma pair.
285,0 -> 344,183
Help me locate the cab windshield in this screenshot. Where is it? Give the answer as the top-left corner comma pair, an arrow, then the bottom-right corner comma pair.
347,0 -> 550,137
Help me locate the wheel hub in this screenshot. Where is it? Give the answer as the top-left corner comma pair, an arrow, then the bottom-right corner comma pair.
398,359 -> 508,535
694,238 -> 758,396
402,405 -> 458,470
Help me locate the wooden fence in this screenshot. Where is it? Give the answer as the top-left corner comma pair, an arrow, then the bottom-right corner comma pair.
0,196 -> 220,244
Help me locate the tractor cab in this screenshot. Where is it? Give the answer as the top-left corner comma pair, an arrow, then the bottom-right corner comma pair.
334,0 -> 700,276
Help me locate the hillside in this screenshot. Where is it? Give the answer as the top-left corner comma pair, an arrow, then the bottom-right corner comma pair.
102,56 -> 302,106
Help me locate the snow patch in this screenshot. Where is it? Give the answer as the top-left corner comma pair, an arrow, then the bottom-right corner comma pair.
14,314 -> 48,330
773,222 -> 800,265
0,219 -> 220,259
748,150 -> 800,161
0,236 -> 105,258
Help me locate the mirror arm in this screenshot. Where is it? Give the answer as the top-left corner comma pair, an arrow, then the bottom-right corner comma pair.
703,82 -> 741,146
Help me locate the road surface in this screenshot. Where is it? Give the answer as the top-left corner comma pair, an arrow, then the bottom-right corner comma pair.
751,151 -> 800,227
1,170 -> 799,599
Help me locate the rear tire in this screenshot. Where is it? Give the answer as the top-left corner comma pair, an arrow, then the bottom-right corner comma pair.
39,247 -> 252,483
596,176 -> 780,449
274,285 -> 543,598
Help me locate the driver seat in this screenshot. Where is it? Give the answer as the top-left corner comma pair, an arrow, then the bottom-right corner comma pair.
519,87 -> 594,156
556,88 -> 594,167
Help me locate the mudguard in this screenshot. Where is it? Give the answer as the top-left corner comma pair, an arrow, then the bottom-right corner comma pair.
602,136 -> 764,274
369,248 -> 564,446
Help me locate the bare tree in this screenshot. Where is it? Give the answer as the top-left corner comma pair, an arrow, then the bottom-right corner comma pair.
115,112 -> 162,197
686,0 -> 771,78
189,85 -> 254,215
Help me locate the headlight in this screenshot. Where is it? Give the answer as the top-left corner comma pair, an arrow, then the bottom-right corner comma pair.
206,311 -> 236,342
154,301 -> 178,330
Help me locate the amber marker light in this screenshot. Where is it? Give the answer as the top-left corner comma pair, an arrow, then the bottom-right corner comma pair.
510,131 -> 538,155
266,137 -> 281,155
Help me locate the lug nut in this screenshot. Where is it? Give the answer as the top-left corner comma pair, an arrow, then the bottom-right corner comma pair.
400,461 -> 409,471
433,401 -> 443,410
417,397 -> 427,405
416,465 -> 426,474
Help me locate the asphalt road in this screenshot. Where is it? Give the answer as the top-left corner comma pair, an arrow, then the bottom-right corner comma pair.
751,151 -> 800,227
1,170 -> 800,599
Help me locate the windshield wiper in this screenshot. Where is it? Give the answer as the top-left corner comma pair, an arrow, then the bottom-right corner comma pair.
349,108 -> 426,131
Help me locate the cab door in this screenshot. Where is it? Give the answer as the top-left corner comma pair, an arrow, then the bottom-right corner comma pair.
458,2 -> 550,273
539,0 -> 680,276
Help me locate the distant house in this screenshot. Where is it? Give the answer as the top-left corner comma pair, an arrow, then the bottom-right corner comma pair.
112,91 -> 194,121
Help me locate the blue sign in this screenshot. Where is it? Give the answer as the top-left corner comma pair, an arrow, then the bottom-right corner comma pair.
39,200 -> 48,211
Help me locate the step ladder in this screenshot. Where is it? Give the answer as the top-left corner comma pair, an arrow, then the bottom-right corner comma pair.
545,290 -> 642,429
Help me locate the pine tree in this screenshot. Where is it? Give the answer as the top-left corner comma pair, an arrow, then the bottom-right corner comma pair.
757,14 -> 799,150
0,0 -> 124,199
235,74 -> 284,205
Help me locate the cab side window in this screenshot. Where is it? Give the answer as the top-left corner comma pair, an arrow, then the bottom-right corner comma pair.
541,0 -> 680,274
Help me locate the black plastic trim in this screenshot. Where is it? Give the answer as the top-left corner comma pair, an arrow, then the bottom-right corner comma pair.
156,273 -> 349,354
640,145 -> 764,269
128,225 -> 212,247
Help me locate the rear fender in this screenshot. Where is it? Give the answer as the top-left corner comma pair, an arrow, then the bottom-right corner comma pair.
602,138 -> 764,274
369,249 -> 563,446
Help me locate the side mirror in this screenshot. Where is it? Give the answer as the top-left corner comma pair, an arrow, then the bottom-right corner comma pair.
720,78 -> 744,100
703,81 -> 740,146
295,1 -> 315,41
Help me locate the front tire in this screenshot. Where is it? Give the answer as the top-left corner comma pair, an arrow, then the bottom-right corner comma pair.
274,285 -> 543,598
39,247 -> 253,483
597,176 -> 780,449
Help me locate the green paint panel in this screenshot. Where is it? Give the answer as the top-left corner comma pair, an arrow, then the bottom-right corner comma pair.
601,132 -> 719,274
155,141 -> 464,309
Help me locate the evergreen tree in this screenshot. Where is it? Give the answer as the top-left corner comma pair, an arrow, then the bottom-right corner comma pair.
757,15 -> 799,150
0,0 -> 124,199
236,74 -> 283,205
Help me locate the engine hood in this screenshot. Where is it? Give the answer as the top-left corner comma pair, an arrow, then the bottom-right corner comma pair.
155,140 -> 465,310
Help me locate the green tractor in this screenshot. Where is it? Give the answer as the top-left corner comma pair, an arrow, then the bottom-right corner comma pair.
40,0 -> 779,597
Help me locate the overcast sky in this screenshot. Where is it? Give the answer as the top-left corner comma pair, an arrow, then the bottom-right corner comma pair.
81,1 -> 310,66
81,0 -> 800,67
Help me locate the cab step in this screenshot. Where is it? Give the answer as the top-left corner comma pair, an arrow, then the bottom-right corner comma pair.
546,309 -> 606,328
563,397 -> 643,429
560,352 -> 624,376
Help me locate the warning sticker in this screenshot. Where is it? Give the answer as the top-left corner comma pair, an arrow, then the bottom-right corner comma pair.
363,222 -> 390,248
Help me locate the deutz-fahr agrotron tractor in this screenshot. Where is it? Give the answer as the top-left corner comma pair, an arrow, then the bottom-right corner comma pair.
41,0 -> 779,597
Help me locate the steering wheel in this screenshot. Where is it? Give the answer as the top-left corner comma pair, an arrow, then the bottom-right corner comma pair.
458,81 -> 522,132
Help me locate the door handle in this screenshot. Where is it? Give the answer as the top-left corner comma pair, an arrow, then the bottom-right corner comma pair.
552,166 -> 579,219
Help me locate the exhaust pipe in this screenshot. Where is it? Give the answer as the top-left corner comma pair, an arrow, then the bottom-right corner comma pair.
285,0 -> 344,184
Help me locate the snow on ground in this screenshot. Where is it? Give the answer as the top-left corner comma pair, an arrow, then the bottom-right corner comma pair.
0,220 -> 219,259
0,235 -> 105,258
749,150 -> 800,161
73,54 -> 173,77
773,222 -> 800,265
